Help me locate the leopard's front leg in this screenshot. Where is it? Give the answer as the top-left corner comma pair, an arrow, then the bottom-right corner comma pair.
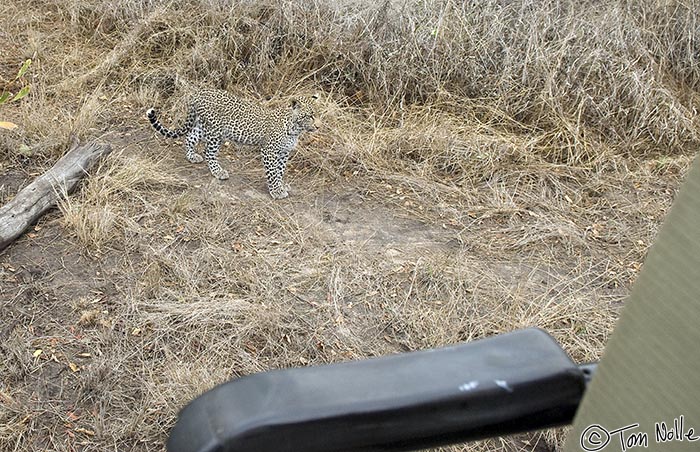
262,144 -> 288,199
277,145 -> 293,193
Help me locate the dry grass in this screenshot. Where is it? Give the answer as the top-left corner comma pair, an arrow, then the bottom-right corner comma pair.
1,0 -> 698,451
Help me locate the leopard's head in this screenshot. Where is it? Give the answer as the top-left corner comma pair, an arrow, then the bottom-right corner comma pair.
289,94 -> 320,134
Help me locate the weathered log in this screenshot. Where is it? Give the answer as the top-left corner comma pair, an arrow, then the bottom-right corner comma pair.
0,140 -> 112,251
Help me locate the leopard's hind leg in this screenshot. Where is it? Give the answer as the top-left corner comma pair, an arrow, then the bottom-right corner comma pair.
184,120 -> 204,163
204,134 -> 229,180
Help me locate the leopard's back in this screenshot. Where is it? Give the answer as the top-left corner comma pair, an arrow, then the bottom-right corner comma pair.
192,89 -> 272,145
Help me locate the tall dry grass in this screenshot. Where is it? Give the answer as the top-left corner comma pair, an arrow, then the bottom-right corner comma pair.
2,0 -> 698,161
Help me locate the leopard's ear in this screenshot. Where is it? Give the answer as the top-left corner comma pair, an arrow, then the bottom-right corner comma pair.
290,98 -> 300,110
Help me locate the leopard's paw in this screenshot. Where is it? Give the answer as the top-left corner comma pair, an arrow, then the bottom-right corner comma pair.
187,153 -> 204,164
270,187 -> 289,200
211,168 -> 229,180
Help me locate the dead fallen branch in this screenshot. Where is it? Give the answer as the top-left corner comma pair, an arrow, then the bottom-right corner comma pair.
0,140 -> 112,251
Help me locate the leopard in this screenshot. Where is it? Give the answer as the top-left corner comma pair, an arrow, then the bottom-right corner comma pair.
146,88 -> 319,199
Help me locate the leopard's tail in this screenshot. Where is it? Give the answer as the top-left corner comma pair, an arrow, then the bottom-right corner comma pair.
146,106 -> 195,138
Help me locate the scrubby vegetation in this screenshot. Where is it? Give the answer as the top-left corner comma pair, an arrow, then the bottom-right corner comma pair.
1,0 -> 697,451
